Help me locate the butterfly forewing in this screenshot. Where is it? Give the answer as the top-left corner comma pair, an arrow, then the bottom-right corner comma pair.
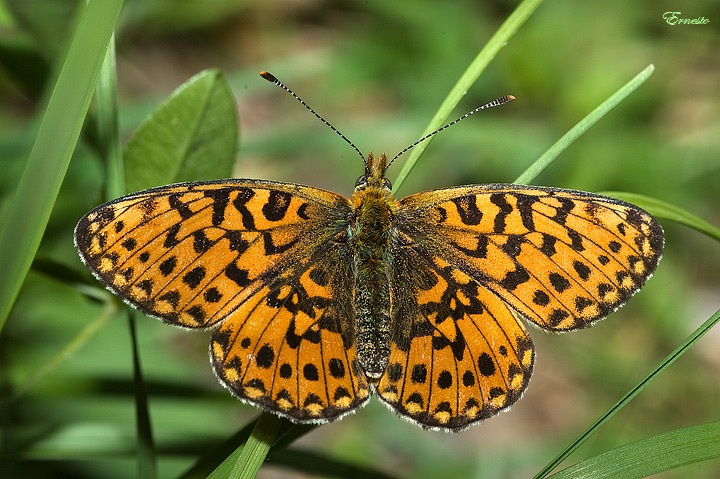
75,180 -> 349,327
397,184 -> 664,332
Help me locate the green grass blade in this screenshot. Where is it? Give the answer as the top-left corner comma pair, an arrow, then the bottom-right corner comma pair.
94,33 -> 159,478
535,307 -> 720,478
179,421 -> 258,479
548,421 -> 720,479
129,311 -> 157,479
10,292 -> 117,400
95,34 -> 125,199
180,420 -> 315,479
268,449 -> 398,479
600,192 -> 720,242
208,413 -> 284,479
391,0 -> 544,194
514,64 -> 655,185
0,0 -> 124,330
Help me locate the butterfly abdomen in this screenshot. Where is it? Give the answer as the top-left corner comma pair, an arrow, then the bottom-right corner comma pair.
351,186 -> 396,378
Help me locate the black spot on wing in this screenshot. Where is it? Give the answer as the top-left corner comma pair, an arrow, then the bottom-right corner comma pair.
451,195 -> 483,225
490,193 -> 513,233
232,188 -> 256,230
203,188 -> 232,226
163,223 -> 182,248
169,194 -> 193,220
263,191 -> 292,221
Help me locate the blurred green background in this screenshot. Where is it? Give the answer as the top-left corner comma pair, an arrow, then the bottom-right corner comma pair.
1,0 -> 719,478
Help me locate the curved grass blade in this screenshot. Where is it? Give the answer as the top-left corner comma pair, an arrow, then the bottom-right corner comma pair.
208,413 -> 284,479
548,421 -> 720,479
601,191 -> 720,242
391,0 -> 544,194
534,307 -> 720,478
514,64 -> 655,185
10,290 -> 118,400
179,420 -> 313,479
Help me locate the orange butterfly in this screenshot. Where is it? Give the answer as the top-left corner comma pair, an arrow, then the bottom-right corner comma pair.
75,72 -> 663,431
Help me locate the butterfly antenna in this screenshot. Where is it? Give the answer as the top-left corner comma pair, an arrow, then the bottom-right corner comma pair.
386,94 -> 516,169
260,71 -> 366,163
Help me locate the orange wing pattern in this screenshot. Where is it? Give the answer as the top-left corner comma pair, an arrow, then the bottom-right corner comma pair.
74,180 -> 370,421
75,176 -> 663,431
397,184 -> 664,331
377,247 -> 534,430
373,184 -> 663,430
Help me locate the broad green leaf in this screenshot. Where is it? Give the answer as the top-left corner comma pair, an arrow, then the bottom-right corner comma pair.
124,68 -> 238,192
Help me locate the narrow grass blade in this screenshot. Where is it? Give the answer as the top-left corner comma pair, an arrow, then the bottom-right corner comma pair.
94,33 -> 158,477
129,310 -> 157,479
180,420 -> 314,479
208,413 -> 284,479
0,0 -> 124,329
10,293 -> 118,400
548,421 -> 720,479
179,421 -> 260,479
600,192 -> 720,242
534,307 -> 720,478
95,34 -> 125,199
391,0 -> 544,194
514,64 -> 655,185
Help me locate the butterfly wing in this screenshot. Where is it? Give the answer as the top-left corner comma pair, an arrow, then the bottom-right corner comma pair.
378,244 -> 535,431
376,184 -> 663,430
75,179 -> 370,422
398,184 -> 664,330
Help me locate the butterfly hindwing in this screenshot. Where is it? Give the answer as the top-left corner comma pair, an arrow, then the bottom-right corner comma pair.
377,244 -> 534,431
211,243 -> 371,422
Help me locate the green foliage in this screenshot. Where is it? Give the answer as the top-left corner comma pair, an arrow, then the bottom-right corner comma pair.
0,0 -> 123,330
123,69 -> 237,192
549,421 -> 720,479
1,0 -> 719,478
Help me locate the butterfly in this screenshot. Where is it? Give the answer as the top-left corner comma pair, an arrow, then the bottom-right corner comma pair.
74,72 -> 664,431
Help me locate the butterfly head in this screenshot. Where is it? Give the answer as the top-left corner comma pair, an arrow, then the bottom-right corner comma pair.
355,152 -> 391,192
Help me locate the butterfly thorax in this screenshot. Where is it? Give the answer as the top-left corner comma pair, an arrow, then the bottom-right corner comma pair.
349,153 -> 396,379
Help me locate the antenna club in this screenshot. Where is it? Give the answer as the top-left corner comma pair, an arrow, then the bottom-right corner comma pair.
259,71 -> 279,83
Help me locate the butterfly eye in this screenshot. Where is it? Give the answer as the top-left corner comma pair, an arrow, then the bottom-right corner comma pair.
355,175 -> 367,188
383,178 -> 392,190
